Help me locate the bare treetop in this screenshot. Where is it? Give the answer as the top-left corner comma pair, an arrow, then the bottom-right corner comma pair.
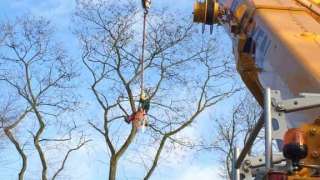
0,16 -> 77,116
0,16 -> 88,180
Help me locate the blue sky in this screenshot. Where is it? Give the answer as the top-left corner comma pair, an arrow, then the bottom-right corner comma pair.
0,0 -> 240,180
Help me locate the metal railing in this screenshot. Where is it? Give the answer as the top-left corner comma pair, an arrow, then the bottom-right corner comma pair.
232,87 -> 320,179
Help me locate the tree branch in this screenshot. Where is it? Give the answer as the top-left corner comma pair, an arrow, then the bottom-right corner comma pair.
52,139 -> 91,180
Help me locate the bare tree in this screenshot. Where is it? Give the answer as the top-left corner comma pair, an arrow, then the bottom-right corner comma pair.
0,22 -> 8,45
74,1 -> 239,179
213,92 -> 262,179
0,16 -> 89,180
0,22 -> 13,156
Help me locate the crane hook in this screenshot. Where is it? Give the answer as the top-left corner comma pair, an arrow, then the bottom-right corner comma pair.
142,0 -> 151,10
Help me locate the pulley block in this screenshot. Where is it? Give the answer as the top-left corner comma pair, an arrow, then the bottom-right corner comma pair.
193,0 -> 219,25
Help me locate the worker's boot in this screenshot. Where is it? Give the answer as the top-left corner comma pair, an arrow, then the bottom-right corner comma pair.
124,116 -> 130,124
124,114 -> 134,124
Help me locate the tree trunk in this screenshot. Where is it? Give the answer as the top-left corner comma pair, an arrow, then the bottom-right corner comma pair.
144,136 -> 168,180
33,110 -> 47,180
4,129 -> 27,180
109,156 -> 118,180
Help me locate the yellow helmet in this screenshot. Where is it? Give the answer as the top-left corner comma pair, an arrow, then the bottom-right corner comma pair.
140,90 -> 149,101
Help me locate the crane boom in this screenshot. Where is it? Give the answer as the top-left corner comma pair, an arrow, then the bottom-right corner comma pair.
193,0 -> 320,179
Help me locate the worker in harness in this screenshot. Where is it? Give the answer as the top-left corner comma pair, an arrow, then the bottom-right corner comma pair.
124,90 -> 150,125
124,0 -> 151,130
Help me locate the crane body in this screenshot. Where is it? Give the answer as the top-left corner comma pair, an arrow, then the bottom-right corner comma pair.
193,0 -> 320,179
226,0 -> 320,127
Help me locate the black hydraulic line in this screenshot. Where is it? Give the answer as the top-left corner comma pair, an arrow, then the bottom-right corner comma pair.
236,114 -> 264,169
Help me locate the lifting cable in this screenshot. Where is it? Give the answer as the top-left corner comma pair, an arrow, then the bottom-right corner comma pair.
135,0 -> 151,131
140,0 -> 150,96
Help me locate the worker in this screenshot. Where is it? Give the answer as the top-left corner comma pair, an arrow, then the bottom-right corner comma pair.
124,108 -> 145,124
124,90 -> 150,127
133,109 -> 148,130
139,90 -> 150,113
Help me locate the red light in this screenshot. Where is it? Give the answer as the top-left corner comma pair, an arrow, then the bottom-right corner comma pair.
282,128 -> 308,171
283,128 -> 306,146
